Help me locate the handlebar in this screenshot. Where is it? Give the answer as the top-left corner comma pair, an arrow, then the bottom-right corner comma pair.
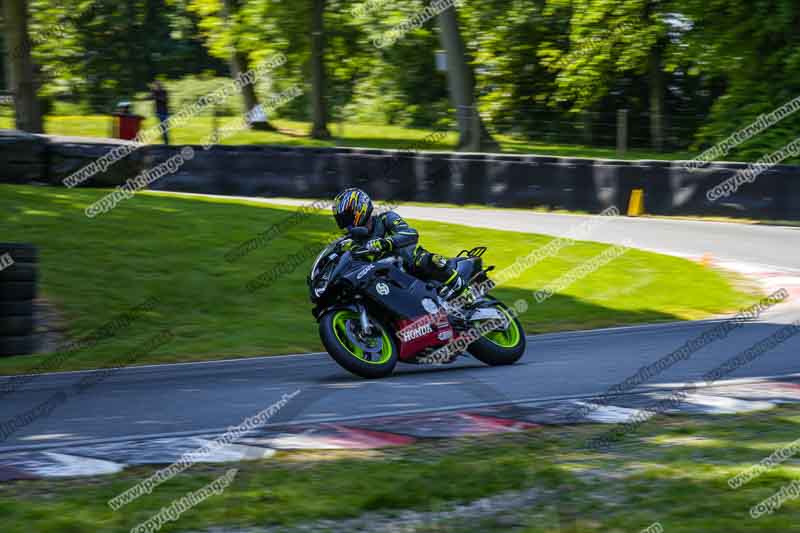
350,248 -> 372,259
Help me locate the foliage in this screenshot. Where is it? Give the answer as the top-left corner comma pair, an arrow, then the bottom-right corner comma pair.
6,0 -> 800,157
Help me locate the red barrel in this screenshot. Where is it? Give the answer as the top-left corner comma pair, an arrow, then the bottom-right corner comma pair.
112,113 -> 144,140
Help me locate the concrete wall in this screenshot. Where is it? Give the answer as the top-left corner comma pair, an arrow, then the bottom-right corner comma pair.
1,130 -> 798,219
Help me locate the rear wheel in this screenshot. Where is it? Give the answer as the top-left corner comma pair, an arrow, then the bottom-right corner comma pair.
468,302 -> 526,366
319,309 -> 398,379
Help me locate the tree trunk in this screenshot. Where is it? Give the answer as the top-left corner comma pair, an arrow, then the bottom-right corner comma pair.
230,50 -> 274,130
436,3 -> 497,152
3,0 -> 43,132
222,0 -> 274,131
648,44 -> 665,152
310,0 -> 331,139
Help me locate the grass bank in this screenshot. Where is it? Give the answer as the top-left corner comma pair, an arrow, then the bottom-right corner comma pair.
3,401 -> 799,532
0,184 -> 756,374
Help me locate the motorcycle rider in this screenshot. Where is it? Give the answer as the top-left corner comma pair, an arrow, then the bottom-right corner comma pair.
332,187 -> 466,300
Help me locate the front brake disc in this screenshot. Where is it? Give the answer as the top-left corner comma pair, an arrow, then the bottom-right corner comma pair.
344,320 -> 384,356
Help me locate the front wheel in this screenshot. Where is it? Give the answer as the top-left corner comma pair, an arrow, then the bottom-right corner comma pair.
319,309 -> 398,379
468,302 -> 526,366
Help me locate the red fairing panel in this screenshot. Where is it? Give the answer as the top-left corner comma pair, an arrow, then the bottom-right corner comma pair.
394,315 -> 453,361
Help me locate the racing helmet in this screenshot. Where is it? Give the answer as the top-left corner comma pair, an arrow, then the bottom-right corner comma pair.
332,188 -> 373,229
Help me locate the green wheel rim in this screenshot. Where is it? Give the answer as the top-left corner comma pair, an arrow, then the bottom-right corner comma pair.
331,310 -> 393,364
482,306 -> 521,348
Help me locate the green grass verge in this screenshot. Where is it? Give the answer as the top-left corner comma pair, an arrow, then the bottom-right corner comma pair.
3,402 -> 800,532
0,115 -> 692,160
0,184 -> 756,375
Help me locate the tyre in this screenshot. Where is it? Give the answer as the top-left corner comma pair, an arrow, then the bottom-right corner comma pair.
468,302 -> 526,366
0,243 -> 38,263
319,309 -> 398,379
0,262 -> 37,282
0,282 -> 36,302
0,300 -> 34,316
0,316 -> 34,336
0,335 -> 37,356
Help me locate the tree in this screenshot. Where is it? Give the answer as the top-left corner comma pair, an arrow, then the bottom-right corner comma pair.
436,3 -> 497,152
2,0 -> 43,132
191,0 -> 274,129
541,0 -> 672,151
221,0 -> 272,129
309,0 -> 330,139
680,0 -> 800,161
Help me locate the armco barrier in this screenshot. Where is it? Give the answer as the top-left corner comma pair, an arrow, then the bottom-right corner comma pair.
47,139 -> 142,188
710,162 -> 779,218
593,160 -> 622,212
555,158 -> 594,211
634,160 -> 672,215
0,131 -> 798,220
452,153 -> 489,205
774,165 -> 800,220
416,153 -> 454,203
0,131 -> 46,184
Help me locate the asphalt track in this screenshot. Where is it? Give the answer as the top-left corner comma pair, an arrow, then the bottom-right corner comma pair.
2,201 -> 800,453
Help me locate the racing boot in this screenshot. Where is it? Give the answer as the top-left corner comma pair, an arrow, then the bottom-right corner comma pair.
437,266 -> 467,302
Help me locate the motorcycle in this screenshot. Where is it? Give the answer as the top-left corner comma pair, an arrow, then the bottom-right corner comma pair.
307,227 -> 526,378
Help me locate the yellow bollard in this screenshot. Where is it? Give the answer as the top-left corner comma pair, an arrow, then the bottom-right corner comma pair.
627,189 -> 645,217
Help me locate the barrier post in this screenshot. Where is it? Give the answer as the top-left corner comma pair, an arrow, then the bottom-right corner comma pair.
627,188 -> 644,216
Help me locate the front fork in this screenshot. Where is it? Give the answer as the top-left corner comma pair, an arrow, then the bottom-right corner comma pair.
357,303 -> 373,335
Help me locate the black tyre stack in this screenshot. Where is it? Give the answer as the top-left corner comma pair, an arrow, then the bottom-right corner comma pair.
0,244 -> 38,356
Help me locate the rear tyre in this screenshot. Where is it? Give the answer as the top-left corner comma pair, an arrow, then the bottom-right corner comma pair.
319,309 -> 398,379
468,302 -> 526,366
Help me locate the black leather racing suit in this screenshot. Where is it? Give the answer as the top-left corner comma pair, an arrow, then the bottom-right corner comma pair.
364,211 -> 463,289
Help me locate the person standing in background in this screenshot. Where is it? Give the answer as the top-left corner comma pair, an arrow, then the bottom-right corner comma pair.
149,81 -> 170,144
